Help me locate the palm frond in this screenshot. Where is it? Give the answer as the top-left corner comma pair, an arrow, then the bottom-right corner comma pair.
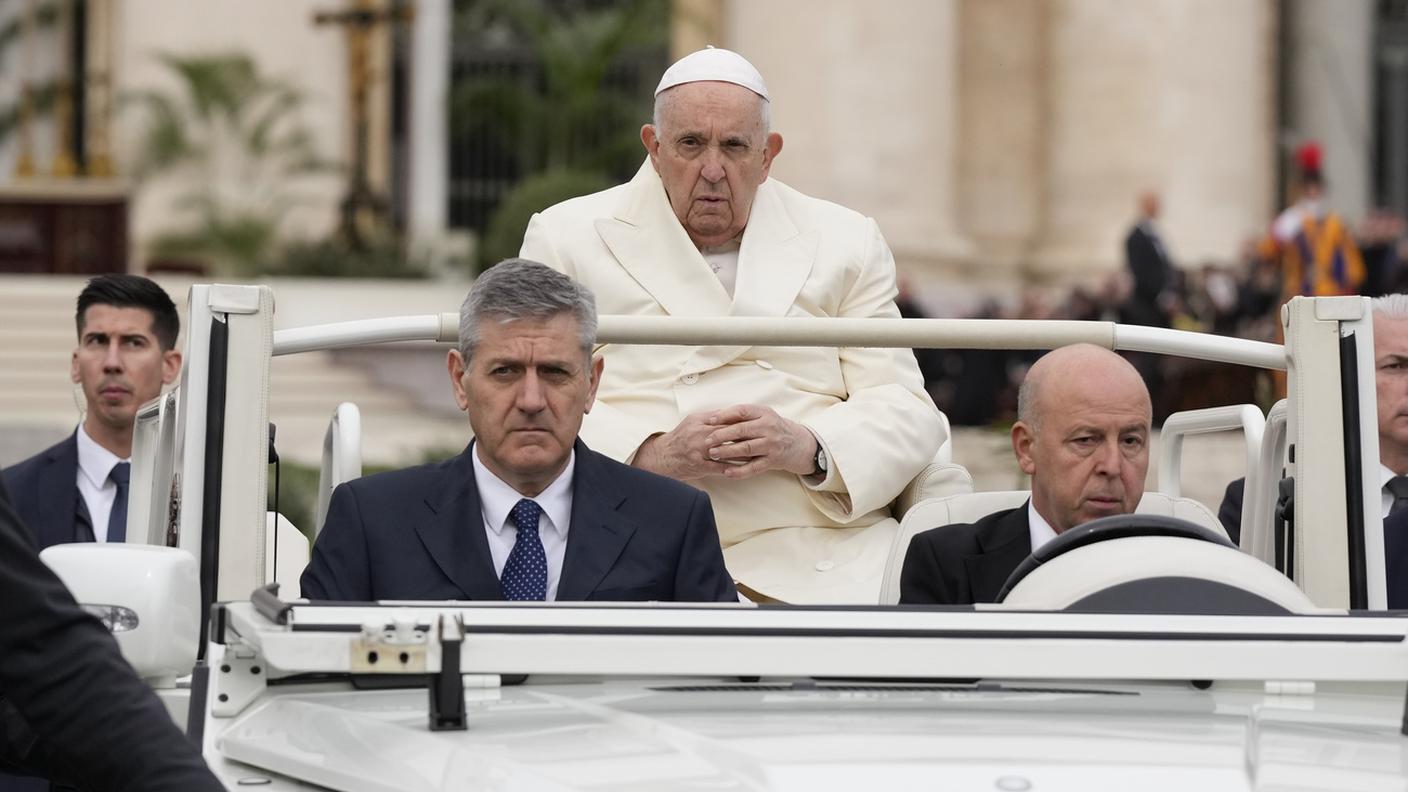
0,1 -> 59,64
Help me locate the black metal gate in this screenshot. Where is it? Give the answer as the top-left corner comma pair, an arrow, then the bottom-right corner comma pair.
446,0 -> 668,233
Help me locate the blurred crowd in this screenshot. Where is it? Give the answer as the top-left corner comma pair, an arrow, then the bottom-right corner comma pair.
906,207 -> 1408,427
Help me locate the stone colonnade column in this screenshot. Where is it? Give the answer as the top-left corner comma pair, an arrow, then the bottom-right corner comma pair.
1027,0 -> 1276,283
1285,0 -> 1374,222
955,0 -> 1045,288
407,0 -> 450,245
724,0 -> 971,278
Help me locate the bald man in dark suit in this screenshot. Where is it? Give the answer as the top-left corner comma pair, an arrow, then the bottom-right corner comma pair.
901,345 -> 1152,605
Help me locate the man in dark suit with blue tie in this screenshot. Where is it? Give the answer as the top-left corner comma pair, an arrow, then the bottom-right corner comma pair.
4,275 -> 181,554
2,275 -> 183,792
302,259 -> 738,603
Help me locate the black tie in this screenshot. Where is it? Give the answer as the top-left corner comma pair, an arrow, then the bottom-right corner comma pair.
1388,476 -> 1408,516
108,461 -> 131,543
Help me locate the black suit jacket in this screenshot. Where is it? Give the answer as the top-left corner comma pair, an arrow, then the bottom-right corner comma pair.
301,441 -> 738,602
1124,223 -> 1172,328
0,479 -> 222,791
1381,509 -> 1408,609
2,434 -> 94,551
899,504 -> 1033,606
1217,478 -> 1245,543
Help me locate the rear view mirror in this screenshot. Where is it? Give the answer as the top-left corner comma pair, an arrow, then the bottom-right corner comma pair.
40,544 -> 200,688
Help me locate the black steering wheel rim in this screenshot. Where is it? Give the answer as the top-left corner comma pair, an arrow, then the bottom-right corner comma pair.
995,513 -> 1236,602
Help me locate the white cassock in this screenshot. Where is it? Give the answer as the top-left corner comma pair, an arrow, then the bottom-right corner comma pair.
521,159 -> 957,603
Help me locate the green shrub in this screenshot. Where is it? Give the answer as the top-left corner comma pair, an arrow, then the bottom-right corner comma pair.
268,448 -> 461,539
267,460 -> 319,540
477,169 -> 611,273
268,235 -> 431,279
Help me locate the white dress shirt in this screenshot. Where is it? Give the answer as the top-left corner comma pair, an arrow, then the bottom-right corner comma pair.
1380,464 -> 1401,519
75,424 -> 129,543
472,446 -> 575,600
1027,501 -> 1058,554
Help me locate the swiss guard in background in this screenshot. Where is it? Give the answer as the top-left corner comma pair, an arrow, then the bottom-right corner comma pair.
1265,141 -> 1366,302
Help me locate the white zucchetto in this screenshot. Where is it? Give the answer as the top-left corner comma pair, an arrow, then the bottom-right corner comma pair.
654,46 -> 769,101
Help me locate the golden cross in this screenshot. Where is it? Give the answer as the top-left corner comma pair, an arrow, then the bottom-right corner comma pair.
313,0 -> 415,247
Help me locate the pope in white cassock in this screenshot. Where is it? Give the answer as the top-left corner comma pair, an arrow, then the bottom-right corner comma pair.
520,48 -> 955,603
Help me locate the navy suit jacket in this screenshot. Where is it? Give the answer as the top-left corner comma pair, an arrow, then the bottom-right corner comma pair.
301,441 -> 738,602
1381,509 -> 1408,609
899,504 -> 1033,606
1,434 -> 93,551
2,435 -> 97,791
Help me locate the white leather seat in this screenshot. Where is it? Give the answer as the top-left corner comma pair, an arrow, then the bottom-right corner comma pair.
1133,491 -> 1225,532
878,490 -> 1227,604
892,461 -> 974,520
892,411 -> 973,518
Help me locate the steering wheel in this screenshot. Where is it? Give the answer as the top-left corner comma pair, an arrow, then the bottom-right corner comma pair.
995,513 -> 1236,603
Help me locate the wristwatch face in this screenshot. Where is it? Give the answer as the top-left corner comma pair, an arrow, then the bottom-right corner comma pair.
815,446 -> 828,474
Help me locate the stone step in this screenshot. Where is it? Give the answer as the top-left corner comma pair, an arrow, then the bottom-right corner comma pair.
0,388 -> 426,414
0,329 -> 82,345
0,372 -> 385,391
0,364 -> 399,392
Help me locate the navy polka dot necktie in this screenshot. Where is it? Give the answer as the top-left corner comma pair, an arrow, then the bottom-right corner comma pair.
500,499 -> 547,601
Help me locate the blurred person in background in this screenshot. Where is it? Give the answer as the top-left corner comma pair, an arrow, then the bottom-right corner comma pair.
1265,141 -> 1365,302
1358,209 -> 1407,297
1124,191 -> 1177,329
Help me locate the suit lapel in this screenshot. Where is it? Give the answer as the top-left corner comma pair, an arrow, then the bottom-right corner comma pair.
595,160 -> 732,318
965,505 -> 1034,604
38,435 -> 91,546
414,447 -> 503,600
557,443 -> 638,600
730,181 -> 815,318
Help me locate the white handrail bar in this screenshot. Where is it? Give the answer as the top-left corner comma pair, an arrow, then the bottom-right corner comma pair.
274,314 -> 453,356
314,403 -> 362,540
1112,325 -> 1282,369
1156,404 -> 1265,499
273,315 -> 1286,370
1248,400 -> 1290,566
226,602 -> 1408,683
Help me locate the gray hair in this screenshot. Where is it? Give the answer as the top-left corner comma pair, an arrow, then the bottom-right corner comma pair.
652,85 -> 770,139
1372,294 -> 1408,321
458,258 -> 597,362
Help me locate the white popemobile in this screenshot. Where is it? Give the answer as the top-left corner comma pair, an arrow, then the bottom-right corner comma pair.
39,286 -> 1408,791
